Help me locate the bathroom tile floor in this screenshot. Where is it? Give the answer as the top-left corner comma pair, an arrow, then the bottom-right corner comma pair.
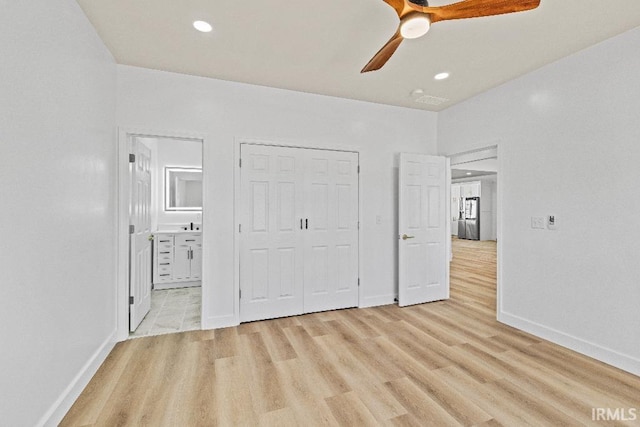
130,286 -> 201,338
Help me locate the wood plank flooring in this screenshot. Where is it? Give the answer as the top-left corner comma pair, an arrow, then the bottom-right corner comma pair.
62,238 -> 640,426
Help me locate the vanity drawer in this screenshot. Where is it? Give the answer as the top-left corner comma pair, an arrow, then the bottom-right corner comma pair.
176,233 -> 202,246
157,265 -> 172,274
156,250 -> 173,259
157,247 -> 173,256
155,235 -> 174,246
155,273 -> 173,282
157,242 -> 174,251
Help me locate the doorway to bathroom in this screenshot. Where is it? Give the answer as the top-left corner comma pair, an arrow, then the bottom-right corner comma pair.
118,131 -> 205,340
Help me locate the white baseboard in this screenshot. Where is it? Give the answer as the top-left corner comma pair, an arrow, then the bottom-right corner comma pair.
38,330 -> 117,427
359,294 -> 396,308
498,310 -> 640,377
202,314 -> 238,330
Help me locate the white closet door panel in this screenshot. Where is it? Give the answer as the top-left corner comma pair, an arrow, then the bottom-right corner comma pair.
240,145 -> 305,322
303,149 -> 359,313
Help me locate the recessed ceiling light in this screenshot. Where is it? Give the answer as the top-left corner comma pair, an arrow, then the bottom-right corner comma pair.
466,172 -> 473,175
193,20 -> 213,33
434,72 -> 450,80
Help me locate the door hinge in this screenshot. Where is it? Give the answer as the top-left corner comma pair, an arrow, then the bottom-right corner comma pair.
129,224 -> 135,234
239,224 -> 242,233
358,278 -> 360,287
357,165 -> 360,174
358,221 -> 360,230
239,158 -> 242,168
129,153 -> 136,163
239,289 -> 242,299
129,296 -> 134,304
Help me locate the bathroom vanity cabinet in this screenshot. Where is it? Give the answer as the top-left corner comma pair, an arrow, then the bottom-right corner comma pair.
153,232 -> 202,289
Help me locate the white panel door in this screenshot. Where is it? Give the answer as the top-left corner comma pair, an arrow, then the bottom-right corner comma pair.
129,138 -> 152,331
303,149 -> 359,313
240,144 -> 305,322
398,153 -> 449,307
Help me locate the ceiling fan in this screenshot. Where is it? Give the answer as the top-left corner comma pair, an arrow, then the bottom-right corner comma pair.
361,0 -> 541,73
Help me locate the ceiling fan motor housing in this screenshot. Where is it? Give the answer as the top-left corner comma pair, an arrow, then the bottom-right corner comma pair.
409,0 -> 430,6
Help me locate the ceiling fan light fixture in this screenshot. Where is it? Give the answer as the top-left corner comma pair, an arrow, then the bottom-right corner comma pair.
193,20 -> 213,33
400,15 -> 431,39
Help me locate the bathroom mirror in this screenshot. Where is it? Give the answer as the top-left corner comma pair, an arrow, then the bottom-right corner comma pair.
165,167 -> 203,211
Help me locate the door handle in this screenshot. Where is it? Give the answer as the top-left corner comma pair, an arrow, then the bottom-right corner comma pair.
401,234 -> 415,240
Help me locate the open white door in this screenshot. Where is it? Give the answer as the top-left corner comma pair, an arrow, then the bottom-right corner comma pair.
129,137 -> 152,331
398,153 -> 449,307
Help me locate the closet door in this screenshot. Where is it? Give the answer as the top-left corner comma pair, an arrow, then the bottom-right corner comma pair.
303,149 -> 359,313
240,144 -> 305,322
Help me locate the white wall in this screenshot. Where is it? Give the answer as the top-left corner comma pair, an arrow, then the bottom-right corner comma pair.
117,65 -> 438,326
438,27 -> 640,375
0,1 -> 117,425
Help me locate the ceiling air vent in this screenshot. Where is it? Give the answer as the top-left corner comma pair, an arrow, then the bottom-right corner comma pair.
414,95 -> 449,106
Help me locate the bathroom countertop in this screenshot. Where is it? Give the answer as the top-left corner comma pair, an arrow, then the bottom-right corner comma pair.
154,229 -> 202,234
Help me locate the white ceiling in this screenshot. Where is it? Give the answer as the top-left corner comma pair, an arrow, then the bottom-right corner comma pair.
452,169 -> 496,179
451,158 -> 497,179
76,0 -> 640,112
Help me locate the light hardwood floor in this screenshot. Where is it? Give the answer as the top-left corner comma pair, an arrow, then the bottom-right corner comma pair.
62,239 -> 640,426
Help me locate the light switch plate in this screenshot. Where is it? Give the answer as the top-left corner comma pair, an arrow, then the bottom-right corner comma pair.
531,217 -> 545,229
547,215 -> 557,230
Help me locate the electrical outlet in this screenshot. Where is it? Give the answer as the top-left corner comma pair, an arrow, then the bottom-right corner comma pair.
376,215 -> 382,225
531,217 -> 545,229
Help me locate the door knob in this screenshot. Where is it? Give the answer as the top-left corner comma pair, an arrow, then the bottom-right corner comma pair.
401,234 -> 415,240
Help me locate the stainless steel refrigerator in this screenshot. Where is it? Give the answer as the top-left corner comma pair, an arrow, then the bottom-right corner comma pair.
458,197 -> 480,240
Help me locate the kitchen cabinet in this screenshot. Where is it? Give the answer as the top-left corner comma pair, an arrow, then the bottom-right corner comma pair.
461,182 -> 481,198
451,184 -> 461,236
153,232 -> 202,289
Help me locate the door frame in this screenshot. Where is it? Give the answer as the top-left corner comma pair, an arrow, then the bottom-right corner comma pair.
233,138 -> 362,324
116,128 -> 208,342
447,143 -> 503,317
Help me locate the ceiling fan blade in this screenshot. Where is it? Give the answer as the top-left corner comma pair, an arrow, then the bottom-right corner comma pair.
416,0 -> 540,23
382,0 -> 406,16
361,30 -> 404,73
